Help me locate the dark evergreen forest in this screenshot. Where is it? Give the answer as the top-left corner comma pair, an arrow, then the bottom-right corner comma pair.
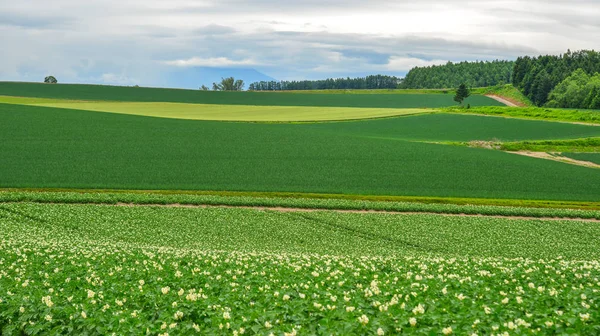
512,50 -> 600,107
248,75 -> 401,91
401,60 -> 514,89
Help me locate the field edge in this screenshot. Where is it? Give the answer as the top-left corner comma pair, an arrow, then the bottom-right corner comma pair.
2,189 -> 600,214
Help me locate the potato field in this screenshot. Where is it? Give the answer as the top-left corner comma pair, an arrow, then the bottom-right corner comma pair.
1,82 -> 599,335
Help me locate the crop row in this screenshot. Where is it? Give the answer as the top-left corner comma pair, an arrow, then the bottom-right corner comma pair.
2,191 -> 600,219
1,203 -> 599,334
2,202 -> 600,260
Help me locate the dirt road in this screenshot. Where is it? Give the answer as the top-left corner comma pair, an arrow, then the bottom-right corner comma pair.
485,94 -> 521,107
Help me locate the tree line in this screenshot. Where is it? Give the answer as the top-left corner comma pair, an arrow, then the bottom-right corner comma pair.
400,60 -> 514,89
248,75 -> 402,91
512,50 -> 600,107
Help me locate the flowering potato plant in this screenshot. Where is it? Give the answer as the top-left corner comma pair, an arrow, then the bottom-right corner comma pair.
1,203 -> 599,335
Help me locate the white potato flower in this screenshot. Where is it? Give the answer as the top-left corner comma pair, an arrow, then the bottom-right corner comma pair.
357,314 -> 369,325
412,304 -> 425,315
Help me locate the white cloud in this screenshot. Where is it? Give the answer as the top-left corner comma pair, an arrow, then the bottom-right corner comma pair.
386,57 -> 448,71
0,0 -> 598,86
164,57 -> 258,67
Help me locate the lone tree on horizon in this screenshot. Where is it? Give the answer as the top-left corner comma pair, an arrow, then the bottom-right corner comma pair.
44,76 -> 58,84
454,83 -> 470,105
212,77 -> 244,91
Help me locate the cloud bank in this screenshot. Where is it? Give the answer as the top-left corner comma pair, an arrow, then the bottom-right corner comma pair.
0,0 -> 598,87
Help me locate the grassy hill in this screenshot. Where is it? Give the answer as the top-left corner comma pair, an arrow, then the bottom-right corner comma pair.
0,81 -> 503,108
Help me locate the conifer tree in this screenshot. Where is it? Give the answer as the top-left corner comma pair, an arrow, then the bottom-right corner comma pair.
454,83 -> 470,105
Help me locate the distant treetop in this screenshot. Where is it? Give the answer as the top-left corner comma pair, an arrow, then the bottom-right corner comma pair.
44,76 -> 58,84
212,77 -> 244,91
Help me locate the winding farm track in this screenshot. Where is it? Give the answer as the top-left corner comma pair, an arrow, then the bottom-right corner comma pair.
485,94 -> 522,107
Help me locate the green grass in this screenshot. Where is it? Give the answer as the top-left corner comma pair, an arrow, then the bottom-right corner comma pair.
472,84 -> 534,107
0,96 -> 429,121
1,203 -> 599,334
3,190 -> 600,217
0,81 -> 503,108
442,106 -> 600,124
6,188 -> 600,210
500,138 -> 600,152
2,103 -> 600,201
561,153 -> 600,165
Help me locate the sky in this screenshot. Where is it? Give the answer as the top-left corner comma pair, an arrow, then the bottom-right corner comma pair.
1,0 -> 599,88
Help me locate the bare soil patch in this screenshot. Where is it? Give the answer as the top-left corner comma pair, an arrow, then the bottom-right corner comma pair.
512,151 -> 600,169
485,94 -> 525,107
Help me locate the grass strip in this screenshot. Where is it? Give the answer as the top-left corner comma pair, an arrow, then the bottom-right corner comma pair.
500,137 -> 600,152
2,190 -> 600,219
441,106 -> 600,125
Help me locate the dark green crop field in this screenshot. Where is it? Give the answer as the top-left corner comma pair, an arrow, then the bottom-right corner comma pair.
0,81 -> 502,108
2,103 -> 600,201
306,113 -> 600,141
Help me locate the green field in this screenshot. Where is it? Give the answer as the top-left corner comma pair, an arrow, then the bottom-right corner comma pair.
263,88 -> 455,94
3,202 -> 600,258
4,190 -> 600,217
0,82 -> 503,108
2,80 -> 600,335
1,202 -> 599,334
0,96 -> 429,121
2,103 -> 600,201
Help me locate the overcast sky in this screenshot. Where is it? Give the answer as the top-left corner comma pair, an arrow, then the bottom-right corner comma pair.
1,0 -> 599,87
